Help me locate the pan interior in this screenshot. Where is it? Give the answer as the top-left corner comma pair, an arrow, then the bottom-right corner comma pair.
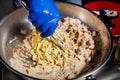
0,2 -> 112,79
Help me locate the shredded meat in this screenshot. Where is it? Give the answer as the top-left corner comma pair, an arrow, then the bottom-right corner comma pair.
9,17 -> 96,80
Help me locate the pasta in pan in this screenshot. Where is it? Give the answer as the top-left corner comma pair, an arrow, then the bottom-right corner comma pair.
10,17 -> 96,80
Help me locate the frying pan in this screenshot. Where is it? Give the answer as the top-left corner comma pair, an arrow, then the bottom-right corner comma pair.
0,1 -> 113,80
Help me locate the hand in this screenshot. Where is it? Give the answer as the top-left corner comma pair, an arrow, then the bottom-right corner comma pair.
28,0 -> 60,37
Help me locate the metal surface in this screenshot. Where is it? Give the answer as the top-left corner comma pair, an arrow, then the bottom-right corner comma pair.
0,2 -> 112,80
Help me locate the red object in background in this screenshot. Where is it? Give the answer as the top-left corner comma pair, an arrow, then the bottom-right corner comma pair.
84,1 -> 120,37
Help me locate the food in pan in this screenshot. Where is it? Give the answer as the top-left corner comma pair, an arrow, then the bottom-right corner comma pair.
9,17 -> 96,80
